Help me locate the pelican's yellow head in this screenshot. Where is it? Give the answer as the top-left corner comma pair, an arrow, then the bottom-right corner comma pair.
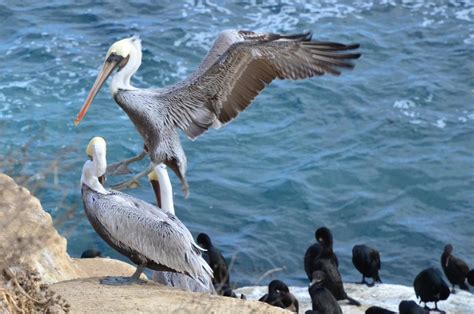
106,37 -> 136,61
86,136 -> 106,158
74,36 -> 142,126
82,136 -> 107,190
148,169 -> 159,182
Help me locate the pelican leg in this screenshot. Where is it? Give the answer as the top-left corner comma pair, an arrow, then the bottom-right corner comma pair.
106,150 -> 147,176
111,162 -> 155,190
131,264 -> 146,280
100,264 -> 146,286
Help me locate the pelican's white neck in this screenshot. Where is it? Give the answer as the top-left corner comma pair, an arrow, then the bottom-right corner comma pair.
81,142 -> 108,194
155,164 -> 174,214
110,39 -> 142,95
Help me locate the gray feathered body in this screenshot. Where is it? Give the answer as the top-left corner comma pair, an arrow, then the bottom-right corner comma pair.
81,184 -> 212,280
114,90 -> 186,170
152,271 -> 216,294
112,30 -> 360,188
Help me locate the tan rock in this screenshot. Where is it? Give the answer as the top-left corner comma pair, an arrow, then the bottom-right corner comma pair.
0,173 -> 78,284
50,277 -> 287,314
71,258 -> 146,279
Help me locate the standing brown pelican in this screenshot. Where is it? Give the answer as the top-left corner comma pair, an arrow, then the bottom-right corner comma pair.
147,164 -> 173,212
147,164 -> 215,293
80,136 -> 213,284
74,30 -> 361,196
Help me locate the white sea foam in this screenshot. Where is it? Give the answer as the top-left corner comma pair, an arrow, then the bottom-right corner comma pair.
401,110 -> 417,118
421,17 -> 434,27
464,33 -> 474,44
455,7 -> 474,22
433,118 -> 446,129
393,99 -> 456,129
393,99 -> 416,109
0,80 -> 36,90
409,119 -> 424,125
174,1 -> 473,60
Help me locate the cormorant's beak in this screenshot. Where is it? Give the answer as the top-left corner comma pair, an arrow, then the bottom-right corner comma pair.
74,57 -> 120,126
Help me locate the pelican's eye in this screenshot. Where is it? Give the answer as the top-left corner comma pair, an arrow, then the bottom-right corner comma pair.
106,53 -> 123,64
106,53 -> 129,70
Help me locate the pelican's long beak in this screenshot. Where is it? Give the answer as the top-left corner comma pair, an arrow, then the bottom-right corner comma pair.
148,170 -> 162,208
74,60 -> 119,125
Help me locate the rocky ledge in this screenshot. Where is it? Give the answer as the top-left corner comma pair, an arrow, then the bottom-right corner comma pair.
0,173 -> 284,313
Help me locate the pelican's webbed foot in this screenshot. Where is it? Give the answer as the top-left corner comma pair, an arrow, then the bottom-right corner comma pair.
100,264 -> 146,285
100,276 -> 145,286
106,150 -> 147,176
111,162 -> 155,190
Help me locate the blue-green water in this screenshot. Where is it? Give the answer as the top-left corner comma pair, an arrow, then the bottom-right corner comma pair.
1,1 -> 473,287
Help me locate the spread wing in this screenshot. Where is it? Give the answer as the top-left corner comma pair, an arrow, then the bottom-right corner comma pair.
193,29 -> 313,77
93,190 -> 213,279
157,30 -> 360,139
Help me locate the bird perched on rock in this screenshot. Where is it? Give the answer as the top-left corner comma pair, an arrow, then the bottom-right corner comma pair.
196,233 -> 230,294
441,244 -> 470,292
80,137 -> 213,285
80,249 -> 102,258
352,244 -> 382,286
222,286 -> 246,299
304,227 -> 339,281
148,166 -> 215,294
308,271 -> 342,314
305,227 -> 359,305
259,280 -> 299,312
398,300 -> 428,314
413,267 -> 450,311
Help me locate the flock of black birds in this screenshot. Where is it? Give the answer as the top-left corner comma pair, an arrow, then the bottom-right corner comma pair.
82,226 -> 473,313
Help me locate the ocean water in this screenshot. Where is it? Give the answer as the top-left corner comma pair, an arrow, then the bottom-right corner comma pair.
0,1 -> 473,288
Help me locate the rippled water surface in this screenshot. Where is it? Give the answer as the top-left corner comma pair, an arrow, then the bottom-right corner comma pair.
1,1 -> 473,287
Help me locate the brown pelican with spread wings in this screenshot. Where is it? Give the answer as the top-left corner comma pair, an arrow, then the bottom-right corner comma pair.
74,30 -> 361,196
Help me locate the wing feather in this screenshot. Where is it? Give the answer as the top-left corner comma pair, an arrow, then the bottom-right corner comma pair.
155,31 -> 360,139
